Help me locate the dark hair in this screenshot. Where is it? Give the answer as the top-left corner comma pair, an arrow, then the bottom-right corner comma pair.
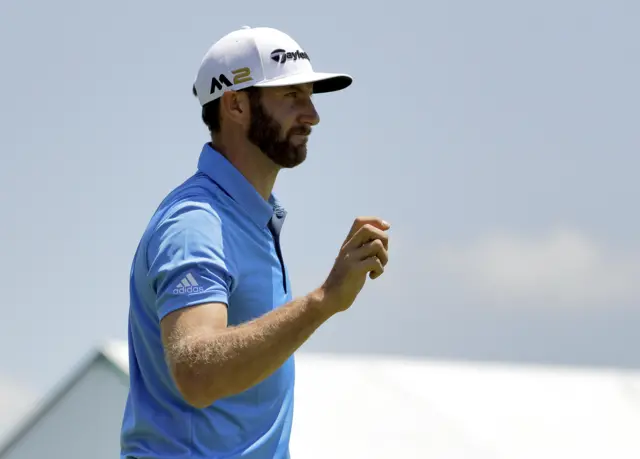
193,85 -> 260,135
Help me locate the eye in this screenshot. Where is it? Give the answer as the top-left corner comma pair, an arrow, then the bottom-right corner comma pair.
285,91 -> 298,98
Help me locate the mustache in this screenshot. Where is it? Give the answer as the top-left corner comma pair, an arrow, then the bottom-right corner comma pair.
288,125 -> 312,136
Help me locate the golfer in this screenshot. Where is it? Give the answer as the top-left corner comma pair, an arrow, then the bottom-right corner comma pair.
120,26 -> 390,459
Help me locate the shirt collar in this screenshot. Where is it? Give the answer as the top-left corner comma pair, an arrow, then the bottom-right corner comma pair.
197,143 -> 287,228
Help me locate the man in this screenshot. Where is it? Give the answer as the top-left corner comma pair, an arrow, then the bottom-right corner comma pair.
120,26 -> 390,459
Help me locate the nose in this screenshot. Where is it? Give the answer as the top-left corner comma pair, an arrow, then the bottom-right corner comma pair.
299,98 -> 320,127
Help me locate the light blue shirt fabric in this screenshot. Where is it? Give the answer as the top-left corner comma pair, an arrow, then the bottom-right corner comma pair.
120,143 -> 294,459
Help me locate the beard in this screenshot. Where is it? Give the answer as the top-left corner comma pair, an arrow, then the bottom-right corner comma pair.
246,95 -> 311,169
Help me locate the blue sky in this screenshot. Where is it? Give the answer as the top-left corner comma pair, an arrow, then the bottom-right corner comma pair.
1,0 -> 638,439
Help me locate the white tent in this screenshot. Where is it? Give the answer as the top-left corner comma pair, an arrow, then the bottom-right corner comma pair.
1,340 -> 640,458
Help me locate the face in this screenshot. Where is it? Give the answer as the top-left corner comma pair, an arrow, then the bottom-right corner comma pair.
246,84 -> 320,168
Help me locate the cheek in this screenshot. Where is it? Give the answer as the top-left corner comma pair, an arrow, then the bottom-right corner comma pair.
279,116 -> 297,135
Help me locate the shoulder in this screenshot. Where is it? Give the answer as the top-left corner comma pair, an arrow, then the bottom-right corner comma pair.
142,174 -> 239,261
154,173 -> 233,234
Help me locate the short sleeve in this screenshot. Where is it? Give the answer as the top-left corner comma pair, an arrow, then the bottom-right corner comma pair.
146,202 -> 235,321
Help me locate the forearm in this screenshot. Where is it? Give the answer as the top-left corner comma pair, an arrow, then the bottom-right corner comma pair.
173,288 -> 333,407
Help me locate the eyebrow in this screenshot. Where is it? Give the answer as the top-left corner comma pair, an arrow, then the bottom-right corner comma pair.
281,85 -> 313,95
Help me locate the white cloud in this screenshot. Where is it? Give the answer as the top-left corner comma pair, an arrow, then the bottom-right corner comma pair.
0,378 -> 35,442
428,227 -> 640,307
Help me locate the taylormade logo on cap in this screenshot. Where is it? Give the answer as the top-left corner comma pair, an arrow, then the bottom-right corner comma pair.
270,49 -> 310,64
192,26 -> 353,107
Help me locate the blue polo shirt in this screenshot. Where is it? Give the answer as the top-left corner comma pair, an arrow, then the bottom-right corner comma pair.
120,143 -> 294,459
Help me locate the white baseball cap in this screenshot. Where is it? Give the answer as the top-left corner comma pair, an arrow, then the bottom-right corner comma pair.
193,26 -> 353,106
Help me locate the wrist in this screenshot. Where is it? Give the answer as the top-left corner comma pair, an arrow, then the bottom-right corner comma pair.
307,286 -> 341,319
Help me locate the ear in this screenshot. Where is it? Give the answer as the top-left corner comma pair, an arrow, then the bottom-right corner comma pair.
219,90 -> 251,128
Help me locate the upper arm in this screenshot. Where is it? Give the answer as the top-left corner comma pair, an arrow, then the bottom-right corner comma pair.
160,301 -> 228,365
147,202 -> 236,357
160,300 -> 229,406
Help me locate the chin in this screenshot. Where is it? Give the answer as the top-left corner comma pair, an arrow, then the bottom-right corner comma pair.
285,149 -> 307,169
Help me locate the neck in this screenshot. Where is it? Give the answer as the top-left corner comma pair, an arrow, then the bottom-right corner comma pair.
210,135 -> 279,201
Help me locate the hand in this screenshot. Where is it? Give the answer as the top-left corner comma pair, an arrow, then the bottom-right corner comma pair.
320,216 -> 390,313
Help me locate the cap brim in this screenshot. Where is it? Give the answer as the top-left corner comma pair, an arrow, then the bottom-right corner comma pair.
254,71 -> 352,94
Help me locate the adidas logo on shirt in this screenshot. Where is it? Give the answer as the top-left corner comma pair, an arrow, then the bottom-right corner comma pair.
173,273 -> 204,294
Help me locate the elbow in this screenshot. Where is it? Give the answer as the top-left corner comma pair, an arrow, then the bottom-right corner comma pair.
175,379 -> 212,409
170,361 -> 225,409
170,364 -> 216,408
184,394 -> 215,410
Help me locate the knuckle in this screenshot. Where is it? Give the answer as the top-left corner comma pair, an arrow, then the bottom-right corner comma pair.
363,226 -> 379,239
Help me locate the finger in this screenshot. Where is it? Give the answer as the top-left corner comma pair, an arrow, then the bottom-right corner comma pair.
359,256 -> 384,279
343,224 -> 389,252
344,217 -> 390,244
353,239 -> 388,267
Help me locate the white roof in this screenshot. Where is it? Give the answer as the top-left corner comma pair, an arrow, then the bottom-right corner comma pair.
103,340 -> 640,458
